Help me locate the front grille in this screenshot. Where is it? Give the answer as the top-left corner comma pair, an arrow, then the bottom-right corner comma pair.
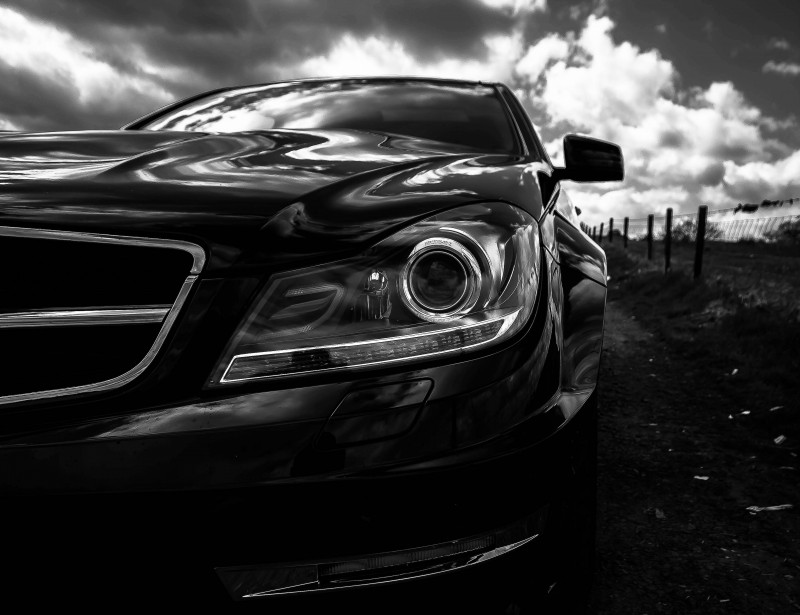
0,227 -> 205,405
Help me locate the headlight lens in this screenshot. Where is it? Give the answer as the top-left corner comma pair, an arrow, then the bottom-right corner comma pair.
403,237 -> 481,320
209,202 -> 540,385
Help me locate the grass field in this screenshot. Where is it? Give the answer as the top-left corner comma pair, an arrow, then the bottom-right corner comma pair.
610,240 -> 800,400
617,238 -> 800,317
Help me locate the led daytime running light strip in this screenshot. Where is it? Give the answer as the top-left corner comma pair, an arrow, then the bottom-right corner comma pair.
221,308 -> 521,382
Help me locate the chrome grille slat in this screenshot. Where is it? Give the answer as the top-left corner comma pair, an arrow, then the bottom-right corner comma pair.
0,226 -> 206,406
0,226 -> 205,274
0,306 -> 171,328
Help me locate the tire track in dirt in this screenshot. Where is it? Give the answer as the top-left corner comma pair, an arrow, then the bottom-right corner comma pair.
590,298 -> 800,614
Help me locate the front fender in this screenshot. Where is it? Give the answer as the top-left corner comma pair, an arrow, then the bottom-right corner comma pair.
546,192 -> 607,393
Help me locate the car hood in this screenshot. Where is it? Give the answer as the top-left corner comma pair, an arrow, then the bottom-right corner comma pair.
0,129 -> 545,272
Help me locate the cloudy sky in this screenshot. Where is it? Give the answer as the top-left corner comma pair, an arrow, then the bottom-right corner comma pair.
1,0 -> 799,222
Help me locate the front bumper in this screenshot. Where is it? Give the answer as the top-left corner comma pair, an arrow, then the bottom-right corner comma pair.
0,386 -> 596,610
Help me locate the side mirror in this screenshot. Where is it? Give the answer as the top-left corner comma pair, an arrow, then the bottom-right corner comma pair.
553,134 -> 624,182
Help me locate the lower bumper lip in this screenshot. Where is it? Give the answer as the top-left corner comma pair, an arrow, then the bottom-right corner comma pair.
216,508 -> 547,600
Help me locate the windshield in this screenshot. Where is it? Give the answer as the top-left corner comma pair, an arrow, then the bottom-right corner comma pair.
136,80 -> 519,154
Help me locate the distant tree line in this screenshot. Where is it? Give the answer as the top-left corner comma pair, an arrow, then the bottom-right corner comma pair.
671,219 -> 722,242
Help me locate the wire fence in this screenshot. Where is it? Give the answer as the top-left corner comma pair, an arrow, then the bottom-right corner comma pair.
583,208 -> 800,245
580,205 -> 800,278
623,213 -> 800,243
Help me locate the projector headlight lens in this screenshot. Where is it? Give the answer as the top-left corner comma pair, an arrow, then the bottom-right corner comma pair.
403,237 -> 481,320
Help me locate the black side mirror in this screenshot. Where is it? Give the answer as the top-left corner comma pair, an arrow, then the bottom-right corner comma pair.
553,134 -> 624,182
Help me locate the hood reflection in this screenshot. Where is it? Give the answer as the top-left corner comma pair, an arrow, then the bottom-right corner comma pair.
0,126 -> 543,271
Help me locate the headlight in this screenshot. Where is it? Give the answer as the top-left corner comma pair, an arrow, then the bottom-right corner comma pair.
209,202 -> 540,385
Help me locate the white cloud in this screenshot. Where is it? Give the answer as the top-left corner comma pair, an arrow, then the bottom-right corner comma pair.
515,34 -> 570,83
567,185 -> 691,216
702,81 -> 760,123
296,32 -> 523,83
515,16 -> 797,221
763,60 -> 800,76
479,0 -> 547,14
0,7 -> 173,124
767,38 -> 791,50
723,149 -> 800,201
0,118 -> 22,131
534,16 -> 675,129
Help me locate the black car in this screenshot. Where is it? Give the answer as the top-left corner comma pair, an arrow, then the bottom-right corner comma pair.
0,78 -> 622,612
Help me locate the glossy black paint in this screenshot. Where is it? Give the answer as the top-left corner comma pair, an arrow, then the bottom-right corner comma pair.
0,78 -> 619,609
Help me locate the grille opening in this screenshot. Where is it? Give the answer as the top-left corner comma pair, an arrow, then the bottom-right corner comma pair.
0,323 -> 163,397
0,228 -> 202,404
0,236 -> 193,312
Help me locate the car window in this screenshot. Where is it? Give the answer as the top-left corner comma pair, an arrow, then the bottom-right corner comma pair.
137,80 -> 520,154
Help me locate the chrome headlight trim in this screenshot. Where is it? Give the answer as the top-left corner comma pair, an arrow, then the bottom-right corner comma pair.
400,237 -> 482,323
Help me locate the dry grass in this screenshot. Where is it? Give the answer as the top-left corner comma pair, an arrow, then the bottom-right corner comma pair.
606,242 -> 800,443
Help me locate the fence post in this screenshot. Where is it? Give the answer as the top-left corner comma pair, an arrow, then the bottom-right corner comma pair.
664,208 -> 673,273
623,217 -> 629,248
694,205 -> 707,279
608,218 -> 614,243
599,222 -> 604,244
592,226 -> 596,241
647,214 -> 654,260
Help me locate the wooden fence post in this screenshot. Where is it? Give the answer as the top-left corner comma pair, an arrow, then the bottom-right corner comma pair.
623,217 -> 629,248
694,205 -> 707,279
599,222 -> 604,244
608,218 -> 614,243
592,226 -> 596,241
647,214 -> 654,260
664,208 -> 673,273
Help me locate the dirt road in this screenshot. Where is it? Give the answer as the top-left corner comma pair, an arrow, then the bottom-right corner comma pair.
589,297 -> 799,614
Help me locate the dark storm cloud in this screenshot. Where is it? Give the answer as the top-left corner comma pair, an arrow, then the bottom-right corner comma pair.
696,161 -> 725,187
6,0 -> 258,35
0,60 -> 82,131
2,0 -> 518,130
8,1 -> 516,83
658,129 -> 687,149
0,58 -> 151,131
